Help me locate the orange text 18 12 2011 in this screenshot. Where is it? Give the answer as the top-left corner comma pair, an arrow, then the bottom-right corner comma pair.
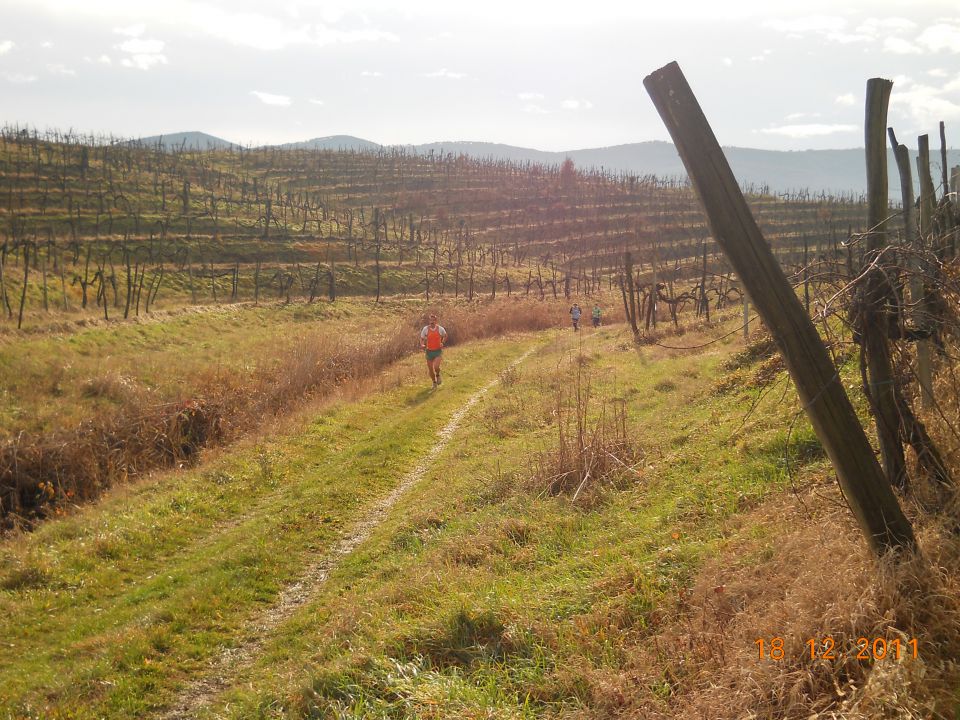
754,637 -> 918,661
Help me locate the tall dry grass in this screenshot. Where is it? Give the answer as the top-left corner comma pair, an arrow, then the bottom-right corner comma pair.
529,348 -> 644,507
0,298 -> 562,530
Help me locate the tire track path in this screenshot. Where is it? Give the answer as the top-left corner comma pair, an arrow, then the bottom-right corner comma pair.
160,346 -> 535,718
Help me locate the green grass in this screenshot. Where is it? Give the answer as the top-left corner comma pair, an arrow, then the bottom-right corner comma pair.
0,334 -> 539,718
0,316 -> 849,718
161,322 -> 825,719
0,297 -> 416,436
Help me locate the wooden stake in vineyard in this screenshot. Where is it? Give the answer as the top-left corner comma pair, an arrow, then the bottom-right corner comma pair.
888,128 -> 934,409
644,61 -> 915,554
862,78 -> 906,490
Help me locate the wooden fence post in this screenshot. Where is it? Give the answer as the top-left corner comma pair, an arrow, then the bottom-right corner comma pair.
643,61 -> 915,554
889,128 -> 933,408
863,78 -> 907,489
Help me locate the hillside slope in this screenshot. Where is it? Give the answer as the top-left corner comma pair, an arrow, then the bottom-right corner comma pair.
3,318 -> 958,717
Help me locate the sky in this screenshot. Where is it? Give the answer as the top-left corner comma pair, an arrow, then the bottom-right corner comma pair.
0,0 -> 958,152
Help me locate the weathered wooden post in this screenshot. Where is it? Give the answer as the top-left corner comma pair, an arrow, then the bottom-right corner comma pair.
918,136 -> 939,257
889,128 -> 933,408
644,61 -> 915,554
863,78 -> 907,489
939,122 -> 954,257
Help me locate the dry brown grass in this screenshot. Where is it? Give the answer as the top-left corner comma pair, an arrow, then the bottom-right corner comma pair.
0,298 -> 563,529
560,482 -> 960,720
529,353 -> 644,507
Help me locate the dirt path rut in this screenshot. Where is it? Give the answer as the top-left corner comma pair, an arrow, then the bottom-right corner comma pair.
160,347 -> 534,718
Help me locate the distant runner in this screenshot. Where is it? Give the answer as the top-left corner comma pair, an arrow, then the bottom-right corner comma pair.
569,303 -> 582,332
420,314 -> 448,387
591,303 -> 602,328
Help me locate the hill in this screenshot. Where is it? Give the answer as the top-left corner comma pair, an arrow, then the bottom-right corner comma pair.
278,134 -> 383,152
130,131 -> 239,151
416,140 -> 959,198
125,131 -> 959,197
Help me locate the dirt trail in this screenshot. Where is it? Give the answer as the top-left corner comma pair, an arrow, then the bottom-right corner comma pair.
159,346 -> 534,719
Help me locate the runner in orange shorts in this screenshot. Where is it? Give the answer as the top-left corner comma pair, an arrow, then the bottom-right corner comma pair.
419,314 -> 448,387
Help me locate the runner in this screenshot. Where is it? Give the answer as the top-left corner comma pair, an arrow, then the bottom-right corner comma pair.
569,303 -> 582,331
419,313 -> 447,387
592,303 -> 602,328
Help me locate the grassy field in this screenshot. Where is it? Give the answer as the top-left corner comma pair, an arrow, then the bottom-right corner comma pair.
181,320 -> 826,719
0,333 -> 540,718
0,295 -> 569,526
2,312 -> 958,718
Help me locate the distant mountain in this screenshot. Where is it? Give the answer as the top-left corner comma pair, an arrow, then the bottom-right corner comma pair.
278,135 -> 382,151
129,131 -> 960,198
130,131 -> 238,151
409,140 -> 959,199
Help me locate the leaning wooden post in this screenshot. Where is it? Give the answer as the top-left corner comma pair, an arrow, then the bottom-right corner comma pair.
644,61 -> 915,554
863,78 -> 907,490
889,128 -> 933,409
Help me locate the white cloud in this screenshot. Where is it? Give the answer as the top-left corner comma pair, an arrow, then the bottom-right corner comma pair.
424,68 -> 465,79
317,4 -> 347,24
40,41 -> 53,48
722,57 -> 733,66
2,71 -> 38,83
767,14 -> 919,47
308,98 -> 324,105
98,54 -> 112,64
856,17 -> 916,36
46,63 -> 76,76
360,70 -> 382,77
827,31 -> 873,44
0,40 -> 13,55
167,5 -> 398,51
750,55 -> 765,62
119,38 -> 165,54
835,93 -> 856,106
884,36 -> 922,54
522,103 -> 549,114
785,111 -> 822,120
250,90 -> 291,106
121,54 -> 167,70
117,37 -> 167,70
114,23 -> 146,37
929,67 -> 948,77
560,98 -> 593,110
759,123 -> 859,138
26,2 -> 398,52
518,92 -> 543,100
765,15 -> 846,36
890,82 -> 960,128
917,22 -> 960,53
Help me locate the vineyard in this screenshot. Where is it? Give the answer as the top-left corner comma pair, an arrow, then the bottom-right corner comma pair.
0,126 -> 869,327
0,125 -> 880,528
